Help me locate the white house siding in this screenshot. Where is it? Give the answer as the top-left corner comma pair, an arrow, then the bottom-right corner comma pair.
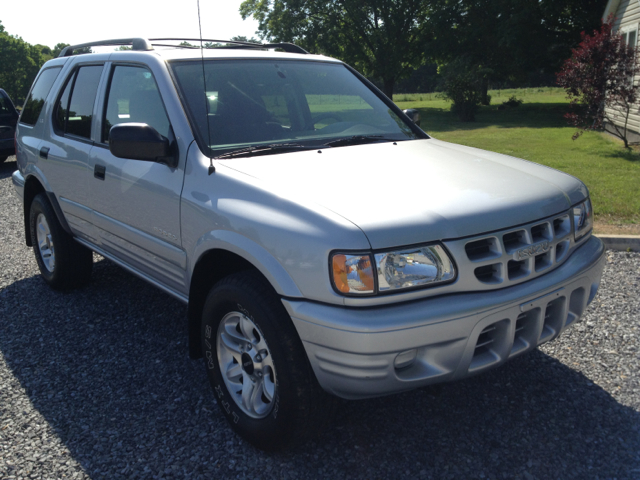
604,0 -> 640,137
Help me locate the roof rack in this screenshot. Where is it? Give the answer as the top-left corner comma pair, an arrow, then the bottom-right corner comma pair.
58,37 -> 308,58
149,38 -> 308,54
58,38 -> 152,57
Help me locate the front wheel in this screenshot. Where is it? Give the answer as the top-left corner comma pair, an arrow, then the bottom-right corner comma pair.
201,271 -> 331,451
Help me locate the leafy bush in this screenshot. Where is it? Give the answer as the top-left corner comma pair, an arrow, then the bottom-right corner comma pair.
439,58 -> 491,121
557,16 -> 640,148
502,96 -> 523,107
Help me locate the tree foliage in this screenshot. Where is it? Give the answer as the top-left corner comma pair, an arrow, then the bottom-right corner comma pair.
52,43 -> 70,57
428,0 -> 606,102
0,21 -> 45,104
240,0 -> 433,97
557,18 -> 640,148
439,58 -> 492,121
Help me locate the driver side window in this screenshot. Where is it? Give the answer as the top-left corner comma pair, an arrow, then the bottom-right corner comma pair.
103,66 -> 171,143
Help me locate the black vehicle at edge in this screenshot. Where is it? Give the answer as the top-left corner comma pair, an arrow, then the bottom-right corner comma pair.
0,88 -> 19,163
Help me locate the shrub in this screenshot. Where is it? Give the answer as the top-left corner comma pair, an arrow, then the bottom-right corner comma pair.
503,96 -> 523,107
557,16 -> 640,148
440,58 -> 491,121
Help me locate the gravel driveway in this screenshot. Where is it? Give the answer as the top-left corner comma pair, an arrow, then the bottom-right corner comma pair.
1,156 -> 639,480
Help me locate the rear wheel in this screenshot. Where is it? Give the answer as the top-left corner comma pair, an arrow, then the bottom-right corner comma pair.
29,193 -> 93,290
201,271 -> 331,451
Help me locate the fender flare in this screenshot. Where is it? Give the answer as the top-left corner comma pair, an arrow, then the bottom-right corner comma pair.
190,229 -> 303,298
22,167 -> 72,245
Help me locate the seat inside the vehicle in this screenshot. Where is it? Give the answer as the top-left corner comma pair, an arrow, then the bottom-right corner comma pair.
208,82 -> 283,145
128,89 -> 171,139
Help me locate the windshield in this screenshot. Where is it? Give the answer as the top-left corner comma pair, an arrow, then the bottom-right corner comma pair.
170,60 -> 423,157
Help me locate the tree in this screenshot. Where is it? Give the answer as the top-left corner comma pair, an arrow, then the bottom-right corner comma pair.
429,0 -> 606,103
0,21 -> 43,103
239,0 -> 434,98
439,58 -> 491,121
557,18 -> 640,148
52,43 -> 70,58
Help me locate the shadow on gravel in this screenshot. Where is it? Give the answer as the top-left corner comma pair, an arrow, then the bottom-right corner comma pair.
0,157 -> 17,180
1,258 -> 639,479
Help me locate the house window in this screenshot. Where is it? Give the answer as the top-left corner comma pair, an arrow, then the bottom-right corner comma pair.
622,29 -> 637,49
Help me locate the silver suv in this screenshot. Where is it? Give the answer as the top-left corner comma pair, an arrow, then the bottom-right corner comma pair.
13,38 -> 605,450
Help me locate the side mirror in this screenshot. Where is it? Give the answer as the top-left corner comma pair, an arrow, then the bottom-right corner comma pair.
109,123 -> 176,167
403,108 -> 421,127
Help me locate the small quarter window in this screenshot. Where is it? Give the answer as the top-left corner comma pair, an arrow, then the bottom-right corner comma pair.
19,67 -> 62,126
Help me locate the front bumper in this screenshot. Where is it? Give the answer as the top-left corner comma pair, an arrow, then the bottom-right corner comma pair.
283,235 -> 605,399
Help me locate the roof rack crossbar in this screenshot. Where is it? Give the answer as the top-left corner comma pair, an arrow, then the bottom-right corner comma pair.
149,38 -> 308,54
57,38 -> 309,58
149,37 -> 261,47
58,38 -> 153,57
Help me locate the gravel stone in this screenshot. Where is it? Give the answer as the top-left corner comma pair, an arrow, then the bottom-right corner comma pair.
1,156 -> 639,479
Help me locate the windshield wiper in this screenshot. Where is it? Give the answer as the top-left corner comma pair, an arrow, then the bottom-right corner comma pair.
215,143 -> 318,159
323,135 -> 390,147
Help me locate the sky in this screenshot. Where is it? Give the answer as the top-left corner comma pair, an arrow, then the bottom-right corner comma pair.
1,0 -> 261,48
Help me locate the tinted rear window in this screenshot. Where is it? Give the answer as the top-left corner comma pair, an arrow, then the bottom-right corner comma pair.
53,65 -> 104,139
20,67 -> 62,126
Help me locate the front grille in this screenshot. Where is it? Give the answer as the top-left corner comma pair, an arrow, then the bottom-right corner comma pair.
465,238 -> 495,260
444,209 -> 585,291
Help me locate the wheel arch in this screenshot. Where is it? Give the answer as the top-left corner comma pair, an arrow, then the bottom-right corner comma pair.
187,244 -> 302,359
23,175 -> 72,246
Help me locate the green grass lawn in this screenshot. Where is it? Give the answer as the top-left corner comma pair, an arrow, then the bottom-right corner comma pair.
393,88 -> 640,226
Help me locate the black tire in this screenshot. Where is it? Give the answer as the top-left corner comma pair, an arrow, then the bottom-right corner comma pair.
201,271 -> 332,451
29,193 -> 93,290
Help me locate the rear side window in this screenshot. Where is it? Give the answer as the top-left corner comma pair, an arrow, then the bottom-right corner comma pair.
54,65 -> 104,139
19,67 -> 62,126
103,65 -> 170,142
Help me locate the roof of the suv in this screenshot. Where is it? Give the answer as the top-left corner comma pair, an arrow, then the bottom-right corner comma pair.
57,37 -> 341,64
153,47 -> 340,63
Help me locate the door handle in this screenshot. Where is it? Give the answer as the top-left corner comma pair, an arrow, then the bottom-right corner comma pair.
94,164 -> 106,180
39,147 -> 49,159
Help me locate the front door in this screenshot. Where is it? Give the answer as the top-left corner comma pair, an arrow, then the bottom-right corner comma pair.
86,64 -> 187,295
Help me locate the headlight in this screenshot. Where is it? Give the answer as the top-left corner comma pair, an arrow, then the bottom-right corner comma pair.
330,244 -> 455,296
573,198 -> 593,240
375,245 -> 455,292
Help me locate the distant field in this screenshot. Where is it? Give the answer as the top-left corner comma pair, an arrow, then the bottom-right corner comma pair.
393,88 -> 640,227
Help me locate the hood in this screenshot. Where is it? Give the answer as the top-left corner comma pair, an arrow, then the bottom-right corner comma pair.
220,139 -> 588,249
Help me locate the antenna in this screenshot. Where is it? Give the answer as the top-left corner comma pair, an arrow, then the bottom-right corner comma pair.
197,0 -> 215,175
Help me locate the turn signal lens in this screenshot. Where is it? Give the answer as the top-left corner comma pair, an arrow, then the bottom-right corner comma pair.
331,254 -> 375,295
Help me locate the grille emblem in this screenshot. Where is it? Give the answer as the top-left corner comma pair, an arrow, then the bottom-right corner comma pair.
514,241 -> 550,260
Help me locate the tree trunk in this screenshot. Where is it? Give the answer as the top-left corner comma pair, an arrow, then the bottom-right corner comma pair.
383,78 -> 395,100
480,77 -> 490,105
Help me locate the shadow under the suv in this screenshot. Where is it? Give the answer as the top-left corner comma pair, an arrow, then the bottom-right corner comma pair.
0,257 -> 638,479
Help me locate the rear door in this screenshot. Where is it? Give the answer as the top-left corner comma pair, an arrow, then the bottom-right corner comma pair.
39,62 -> 106,239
